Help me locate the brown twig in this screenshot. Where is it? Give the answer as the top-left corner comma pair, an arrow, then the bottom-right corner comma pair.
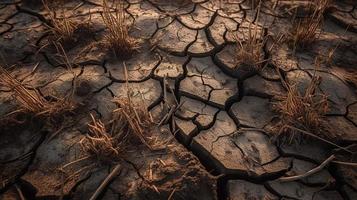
89,164 -> 121,200
332,160 -> 357,167
101,0 -> 139,59
14,184 -> 26,200
279,155 -> 335,182
281,125 -> 352,153
167,187 -> 177,200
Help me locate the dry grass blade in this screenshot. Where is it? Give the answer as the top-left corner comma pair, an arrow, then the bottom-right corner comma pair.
101,0 -> 139,59
274,74 -> 329,144
43,0 -> 77,43
89,164 -> 121,200
279,154 -> 335,182
0,67 -> 74,118
233,22 -> 266,70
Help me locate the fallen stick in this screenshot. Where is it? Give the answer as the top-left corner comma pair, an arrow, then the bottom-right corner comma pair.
89,164 -> 121,200
282,125 -> 352,153
332,160 -> 357,167
163,105 -> 177,124
279,155 -> 335,182
158,105 -> 176,127
15,184 -> 25,200
167,188 -> 176,200
168,84 -> 179,105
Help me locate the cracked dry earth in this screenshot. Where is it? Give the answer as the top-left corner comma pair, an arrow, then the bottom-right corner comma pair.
1,0 -> 357,200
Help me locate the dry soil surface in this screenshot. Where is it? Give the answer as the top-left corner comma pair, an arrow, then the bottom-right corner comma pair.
1,0 -> 357,200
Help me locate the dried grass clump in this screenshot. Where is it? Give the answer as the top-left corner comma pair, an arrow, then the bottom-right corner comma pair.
274,75 -> 329,144
112,97 -> 157,150
288,0 -> 330,50
101,0 -> 140,59
43,0 -> 77,43
0,67 -> 75,118
80,114 -> 127,163
80,97 -> 163,162
330,67 -> 357,88
233,23 -> 266,70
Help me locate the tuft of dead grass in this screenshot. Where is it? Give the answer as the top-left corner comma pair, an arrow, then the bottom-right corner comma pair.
43,0 -> 77,44
274,74 -> 329,144
101,0 -> 140,59
80,97 -> 164,162
330,67 -> 357,88
0,67 -> 75,118
80,66 -> 170,162
233,22 -> 266,70
112,97 -> 156,149
80,114 -> 127,163
288,0 -> 330,50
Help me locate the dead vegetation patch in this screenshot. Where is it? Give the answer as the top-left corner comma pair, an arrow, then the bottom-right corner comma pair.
80,114 -> 127,164
287,0 -> 331,51
101,0 -> 140,59
330,67 -> 357,88
43,1 -> 77,44
0,45 -> 78,139
42,0 -> 93,49
233,22 -> 266,71
0,67 -> 75,120
273,73 -> 329,144
80,96 -> 170,163
80,67 -> 170,164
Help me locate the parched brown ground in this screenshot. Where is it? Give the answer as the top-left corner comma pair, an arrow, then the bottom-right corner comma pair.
1,0 -> 357,200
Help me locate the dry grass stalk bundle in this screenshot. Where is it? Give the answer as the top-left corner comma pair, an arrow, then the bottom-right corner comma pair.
43,0 -> 77,43
80,97 -> 165,162
288,0 -> 330,50
80,65 -> 171,163
101,0 -> 140,59
330,67 -> 357,88
112,97 -> 157,150
233,22 -> 266,70
0,67 -> 75,118
274,74 -> 329,144
80,114 -> 128,163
